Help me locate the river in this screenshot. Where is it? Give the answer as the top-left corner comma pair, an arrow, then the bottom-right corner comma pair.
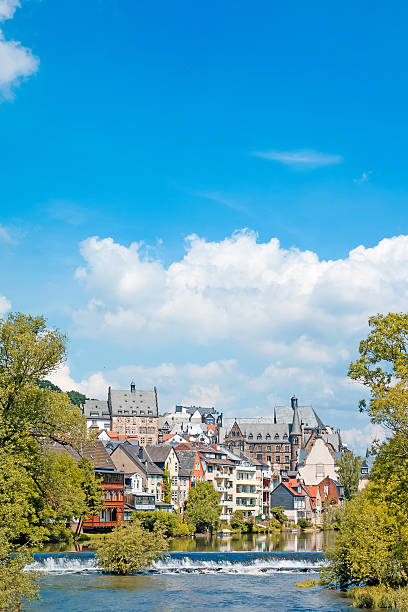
29,532 -> 351,611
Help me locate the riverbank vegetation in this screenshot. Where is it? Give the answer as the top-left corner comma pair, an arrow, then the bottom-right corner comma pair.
323,313 -> 408,609
0,313 -> 104,609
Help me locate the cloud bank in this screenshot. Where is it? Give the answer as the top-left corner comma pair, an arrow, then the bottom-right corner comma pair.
69,229 -> 408,452
0,0 -> 39,98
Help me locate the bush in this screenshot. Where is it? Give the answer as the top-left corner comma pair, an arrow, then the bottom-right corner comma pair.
96,519 -> 168,575
172,522 -> 193,536
132,511 -> 179,537
270,507 -> 287,525
297,518 -> 312,529
230,510 -> 247,532
352,589 -> 376,608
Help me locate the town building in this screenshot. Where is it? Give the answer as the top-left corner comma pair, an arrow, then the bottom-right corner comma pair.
109,382 -> 159,445
82,399 -> 111,430
221,396 -> 343,479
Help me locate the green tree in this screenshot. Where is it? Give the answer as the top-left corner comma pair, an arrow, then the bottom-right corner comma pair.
67,390 -> 87,407
337,450 -> 362,500
0,313 -> 95,608
322,488 -> 408,589
184,482 -> 221,533
96,520 -> 168,574
270,506 -> 287,525
348,312 -> 408,436
162,467 -> 172,504
0,538 -> 40,612
230,510 -> 247,532
324,313 -> 408,591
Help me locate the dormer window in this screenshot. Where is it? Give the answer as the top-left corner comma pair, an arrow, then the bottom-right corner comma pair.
283,434 -> 288,440
266,433 -> 271,440
298,486 -> 302,493
257,434 -> 262,440
274,433 -> 279,439
248,433 -> 253,440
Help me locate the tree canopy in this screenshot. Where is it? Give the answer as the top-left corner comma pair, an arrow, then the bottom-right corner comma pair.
0,313 -> 103,608
184,482 -> 221,533
325,313 -> 408,593
336,450 -> 362,501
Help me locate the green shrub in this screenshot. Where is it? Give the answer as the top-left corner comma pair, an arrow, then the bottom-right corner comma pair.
172,522 -> 193,536
132,510 -> 179,537
297,518 -> 312,529
96,519 -> 168,575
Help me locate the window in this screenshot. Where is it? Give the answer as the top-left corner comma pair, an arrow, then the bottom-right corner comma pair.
276,444 -> 281,451
267,455 -> 271,462
294,437 -> 298,445
257,434 -> 262,440
274,433 -> 279,439
267,445 -> 271,451
266,433 -> 271,440
248,433 -> 253,440
257,454 -> 262,460
285,445 -> 289,452
141,438 -> 145,444
112,491 -> 117,501
257,445 -> 262,451
148,410 -> 153,415
148,438 -> 152,444
140,410 -> 145,415
316,464 -> 324,477
283,434 -> 288,440
172,476 -> 178,485
91,419 -> 97,425
276,456 -> 280,463
104,423 -> 110,429
285,456 -> 289,462
105,490 -> 111,500
324,485 -> 329,495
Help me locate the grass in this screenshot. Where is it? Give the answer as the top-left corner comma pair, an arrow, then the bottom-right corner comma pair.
348,585 -> 408,609
296,579 -> 318,588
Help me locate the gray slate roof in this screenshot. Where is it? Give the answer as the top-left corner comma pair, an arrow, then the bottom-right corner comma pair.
82,399 -> 110,418
142,445 -> 173,464
112,444 -> 163,475
274,405 -> 325,429
109,388 -> 158,417
175,450 -> 197,476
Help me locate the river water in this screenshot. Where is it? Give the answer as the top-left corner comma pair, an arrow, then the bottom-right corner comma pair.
29,533 -> 351,611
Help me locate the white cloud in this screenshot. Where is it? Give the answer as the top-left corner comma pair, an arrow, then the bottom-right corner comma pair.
353,171 -> 372,184
252,149 -> 342,168
74,231 -> 408,352
0,1 -> 39,98
48,363 -> 112,400
342,423 -> 386,455
70,230 -> 408,443
0,294 -> 11,317
0,0 -> 19,21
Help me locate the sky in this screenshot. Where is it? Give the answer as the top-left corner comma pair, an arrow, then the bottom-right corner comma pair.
2,0 -> 408,452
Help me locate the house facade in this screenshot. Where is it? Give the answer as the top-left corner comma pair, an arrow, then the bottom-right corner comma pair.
109,382 -> 159,445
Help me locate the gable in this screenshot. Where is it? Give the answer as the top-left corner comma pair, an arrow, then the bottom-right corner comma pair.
303,438 -> 335,465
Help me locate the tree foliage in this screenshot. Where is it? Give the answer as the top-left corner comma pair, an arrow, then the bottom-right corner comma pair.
336,450 -> 362,500
132,510 -> 192,537
325,313 -> 408,591
95,520 -> 168,574
162,467 -> 172,505
184,482 -> 221,533
0,539 -> 40,612
0,313 -> 102,608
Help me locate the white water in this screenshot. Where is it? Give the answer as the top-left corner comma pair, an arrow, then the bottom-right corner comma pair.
27,555 -> 322,576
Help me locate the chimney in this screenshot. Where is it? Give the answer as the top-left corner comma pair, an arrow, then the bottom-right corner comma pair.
130,380 -> 136,393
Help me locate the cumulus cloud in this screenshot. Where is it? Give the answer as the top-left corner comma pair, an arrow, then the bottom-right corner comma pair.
0,0 -> 39,98
74,231 -> 408,351
342,423 -> 386,455
48,363 -> 112,400
70,230 -> 408,444
252,149 -> 342,168
0,294 -> 11,317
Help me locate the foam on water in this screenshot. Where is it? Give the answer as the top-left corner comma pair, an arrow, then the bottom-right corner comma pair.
28,553 -> 322,576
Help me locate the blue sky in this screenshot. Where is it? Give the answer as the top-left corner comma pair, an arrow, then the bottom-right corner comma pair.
1,0 -> 408,450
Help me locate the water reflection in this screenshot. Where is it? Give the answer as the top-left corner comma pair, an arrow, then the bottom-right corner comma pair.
38,531 -> 336,554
